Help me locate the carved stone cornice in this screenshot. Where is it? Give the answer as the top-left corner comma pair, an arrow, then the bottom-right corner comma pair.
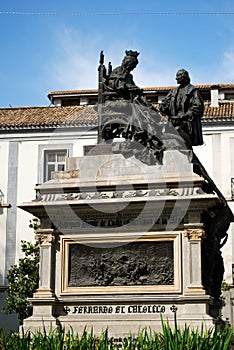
36,233 -> 55,245
184,229 -> 206,241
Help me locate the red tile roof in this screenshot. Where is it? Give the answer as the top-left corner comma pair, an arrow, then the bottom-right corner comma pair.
48,89 -> 98,97
48,83 -> 234,98
0,101 -> 234,130
203,101 -> 234,119
0,106 -> 97,129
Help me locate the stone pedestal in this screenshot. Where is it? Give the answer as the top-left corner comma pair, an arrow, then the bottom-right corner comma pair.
22,230 -> 58,331
19,149 -> 226,335
183,229 -> 206,295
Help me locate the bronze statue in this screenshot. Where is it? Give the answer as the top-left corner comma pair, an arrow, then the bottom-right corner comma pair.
97,50 -> 165,164
160,69 -> 204,148
107,50 -> 144,102
97,52 -> 196,161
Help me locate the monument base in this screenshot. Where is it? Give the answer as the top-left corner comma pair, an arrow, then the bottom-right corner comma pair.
57,297 -> 213,337
20,150 -> 230,335
21,296 -> 214,336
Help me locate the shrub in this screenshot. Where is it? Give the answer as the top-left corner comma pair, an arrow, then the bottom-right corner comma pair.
0,319 -> 233,349
3,219 -> 40,324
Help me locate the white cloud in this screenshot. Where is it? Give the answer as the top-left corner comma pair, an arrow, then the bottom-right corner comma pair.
52,28 -> 234,90
196,45 -> 234,84
134,58 -> 176,88
223,49 -> 234,80
50,28 -> 102,90
49,28 -> 178,91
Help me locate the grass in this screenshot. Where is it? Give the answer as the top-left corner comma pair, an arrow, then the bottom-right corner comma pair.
0,317 -> 233,349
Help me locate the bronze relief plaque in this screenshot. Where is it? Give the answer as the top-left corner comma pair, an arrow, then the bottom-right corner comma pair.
68,241 -> 174,287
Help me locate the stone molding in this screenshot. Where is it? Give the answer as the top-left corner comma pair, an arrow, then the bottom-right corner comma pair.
32,288 -> 56,299
184,228 -> 206,241
36,232 -> 55,245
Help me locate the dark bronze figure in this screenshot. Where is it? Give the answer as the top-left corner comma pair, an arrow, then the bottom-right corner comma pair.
107,50 -> 143,101
96,50 -> 233,309
202,204 -> 233,303
97,52 -> 205,153
97,50 -> 165,164
160,69 -> 204,148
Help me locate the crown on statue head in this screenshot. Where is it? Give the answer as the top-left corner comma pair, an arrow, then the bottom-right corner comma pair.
125,50 -> 140,58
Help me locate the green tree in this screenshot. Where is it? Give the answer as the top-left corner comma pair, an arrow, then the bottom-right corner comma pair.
3,219 -> 40,324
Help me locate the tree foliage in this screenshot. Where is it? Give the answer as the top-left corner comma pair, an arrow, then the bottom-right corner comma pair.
3,219 -> 40,324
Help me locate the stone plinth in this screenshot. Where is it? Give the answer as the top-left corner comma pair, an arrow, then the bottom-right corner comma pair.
20,150 -> 226,335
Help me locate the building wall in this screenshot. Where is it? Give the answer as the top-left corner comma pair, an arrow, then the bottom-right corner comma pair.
16,141 -> 39,262
0,128 -> 98,331
0,141 -> 9,286
0,129 -> 98,272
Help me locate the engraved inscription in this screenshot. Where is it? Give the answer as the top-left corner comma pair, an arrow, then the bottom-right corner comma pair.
68,241 -> 174,287
49,207 -> 188,230
63,304 -> 167,315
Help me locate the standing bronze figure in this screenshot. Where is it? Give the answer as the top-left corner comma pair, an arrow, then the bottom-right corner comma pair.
160,69 -> 204,148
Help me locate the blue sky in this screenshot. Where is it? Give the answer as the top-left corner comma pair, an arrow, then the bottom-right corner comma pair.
0,0 -> 234,107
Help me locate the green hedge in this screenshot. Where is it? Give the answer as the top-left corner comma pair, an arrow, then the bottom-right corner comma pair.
0,319 -> 233,350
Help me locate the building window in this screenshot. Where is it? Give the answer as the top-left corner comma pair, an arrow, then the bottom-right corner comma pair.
61,98 -> 80,106
44,149 -> 67,181
38,144 -> 73,184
